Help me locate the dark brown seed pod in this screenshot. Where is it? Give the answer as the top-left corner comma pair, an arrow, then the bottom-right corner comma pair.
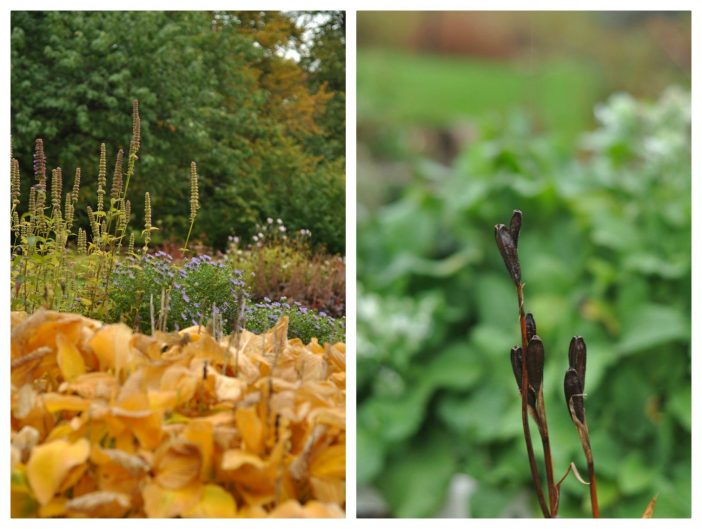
509,209 -> 522,247
510,346 -> 535,408
494,224 -> 521,285
564,367 -> 585,424
525,313 -> 537,342
568,336 -> 587,392
510,346 -> 523,389
526,335 -> 545,393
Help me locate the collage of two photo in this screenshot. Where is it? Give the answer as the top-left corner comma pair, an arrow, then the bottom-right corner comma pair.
8,9 -> 692,520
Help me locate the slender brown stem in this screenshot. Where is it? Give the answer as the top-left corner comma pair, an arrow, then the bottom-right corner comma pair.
539,410 -> 558,516
587,456 -> 600,517
516,283 -> 550,517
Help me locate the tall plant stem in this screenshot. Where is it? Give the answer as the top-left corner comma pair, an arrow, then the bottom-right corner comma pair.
586,448 -> 600,517
516,282 -> 550,517
536,396 -> 558,516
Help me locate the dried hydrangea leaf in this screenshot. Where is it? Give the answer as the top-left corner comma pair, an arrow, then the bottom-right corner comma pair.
309,444 -> 345,479
235,406 -> 264,454
182,484 -> 237,518
26,438 -> 90,505
142,481 -> 202,518
65,490 -> 131,518
154,440 -> 201,490
56,333 -> 86,382
182,419 -> 214,480
42,393 -> 90,413
267,499 -> 344,518
89,323 -> 135,377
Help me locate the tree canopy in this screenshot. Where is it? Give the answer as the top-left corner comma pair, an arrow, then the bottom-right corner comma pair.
11,11 -> 345,253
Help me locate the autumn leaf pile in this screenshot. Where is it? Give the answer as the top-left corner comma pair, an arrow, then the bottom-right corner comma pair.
10,310 -> 345,518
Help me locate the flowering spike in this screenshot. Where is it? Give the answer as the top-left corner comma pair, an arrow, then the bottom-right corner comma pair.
190,161 -> 199,224
111,148 -> 124,200
72,168 -> 81,203
97,143 -> 107,212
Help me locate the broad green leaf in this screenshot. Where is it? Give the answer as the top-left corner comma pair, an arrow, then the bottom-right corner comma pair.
618,453 -> 656,495
418,341 -> 484,393
357,429 -> 385,486
617,303 -> 689,356
667,384 -> 691,431
375,432 -> 455,518
358,386 -> 429,443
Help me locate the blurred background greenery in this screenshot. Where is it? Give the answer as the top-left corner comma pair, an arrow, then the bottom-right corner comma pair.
356,11 -> 690,518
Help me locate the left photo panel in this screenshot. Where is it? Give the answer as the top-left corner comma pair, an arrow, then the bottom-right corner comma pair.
10,11 -> 346,518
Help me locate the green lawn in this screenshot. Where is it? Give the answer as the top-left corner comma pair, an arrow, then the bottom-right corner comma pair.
358,48 -> 603,142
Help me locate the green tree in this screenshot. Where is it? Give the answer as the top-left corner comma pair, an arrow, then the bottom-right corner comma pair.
11,11 -> 345,253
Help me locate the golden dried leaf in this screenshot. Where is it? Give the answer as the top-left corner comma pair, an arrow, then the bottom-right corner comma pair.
183,484 -> 237,518
65,490 -> 131,518
11,311 -> 345,517
89,323 -> 135,376
235,406 -> 264,454
26,438 -> 90,505
56,333 -> 86,382
155,440 -> 201,490
142,481 -> 202,518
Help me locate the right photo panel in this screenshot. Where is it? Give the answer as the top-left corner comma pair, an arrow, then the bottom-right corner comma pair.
356,11 -> 691,518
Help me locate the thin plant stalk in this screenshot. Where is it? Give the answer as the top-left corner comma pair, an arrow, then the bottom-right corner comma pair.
516,282 -> 550,518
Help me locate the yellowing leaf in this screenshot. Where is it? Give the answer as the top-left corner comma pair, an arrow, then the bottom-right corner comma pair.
142,481 -> 202,518
89,323 -> 134,376
182,419 -> 214,480
310,444 -> 345,479
56,333 -> 86,382
26,438 -> 90,505
42,393 -> 89,413
235,406 -> 264,454
183,484 -> 237,518
66,491 -> 131,518
155,440 -> 201,490
220,449 -> 267,471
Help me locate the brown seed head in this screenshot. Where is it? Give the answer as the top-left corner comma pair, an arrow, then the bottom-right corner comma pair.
568,336 -> 587,392
509,209 -> 522,247
494,224 -> 521,285
564,367 -> 585,424
525,313 -> 537,342
526,335 -> 545,393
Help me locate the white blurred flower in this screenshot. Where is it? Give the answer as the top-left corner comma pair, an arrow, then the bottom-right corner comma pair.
267,217 -> 273,224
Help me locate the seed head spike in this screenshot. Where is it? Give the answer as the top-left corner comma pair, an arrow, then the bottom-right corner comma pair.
494,223 -> 521,285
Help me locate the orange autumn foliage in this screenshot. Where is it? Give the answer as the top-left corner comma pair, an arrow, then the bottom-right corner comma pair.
11,309 -> 345,518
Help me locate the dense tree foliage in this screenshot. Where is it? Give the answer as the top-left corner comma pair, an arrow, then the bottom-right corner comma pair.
11,11 -> 345,253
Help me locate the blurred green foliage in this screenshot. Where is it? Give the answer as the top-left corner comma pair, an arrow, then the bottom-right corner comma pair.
11,11 -> 345,254
357,89 -> 690,517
